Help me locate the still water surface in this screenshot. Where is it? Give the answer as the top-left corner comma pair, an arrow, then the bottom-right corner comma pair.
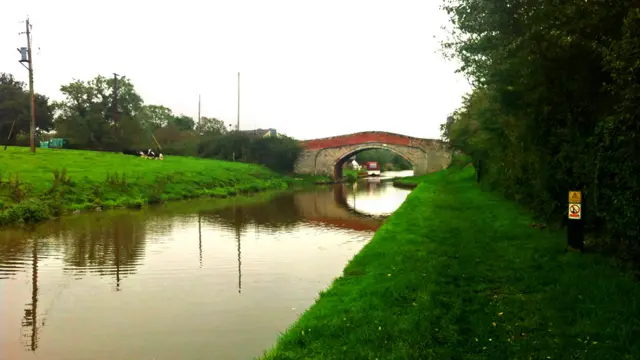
1,171 -> 412,360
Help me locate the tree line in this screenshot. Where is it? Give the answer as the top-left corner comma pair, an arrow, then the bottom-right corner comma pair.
0,73 -> 301,172
441,1 -> 640,260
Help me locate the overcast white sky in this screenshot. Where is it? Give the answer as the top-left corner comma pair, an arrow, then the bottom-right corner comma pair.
1,0 -> 470,140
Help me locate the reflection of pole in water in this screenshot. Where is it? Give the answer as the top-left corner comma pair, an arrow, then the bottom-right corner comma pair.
22,239 -> 39,351
115,236 -> 121,292
198,212 -> 202,268
352,182 -> 357,211
237,228 -> 242,294
31,239 -> 38,351
232,197 -> 242,294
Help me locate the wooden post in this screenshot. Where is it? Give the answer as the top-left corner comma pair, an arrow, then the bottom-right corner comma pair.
26,19 -> 36,153
567,190 -> 584,252
4,120 -> 16,151
237,72 -> 240,131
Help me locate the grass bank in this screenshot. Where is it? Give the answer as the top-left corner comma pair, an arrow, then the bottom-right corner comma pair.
0,147 -> 299,226
288,173 -> 333,185
342,169 -> 361,183
393,153 -> 472,189
261,166 -> 640,359
391,175 -> 422,189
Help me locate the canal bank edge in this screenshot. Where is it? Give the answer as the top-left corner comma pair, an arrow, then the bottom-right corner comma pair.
391,153 -> 473,189
0,148 -> 323,228
260,166 -> 640,359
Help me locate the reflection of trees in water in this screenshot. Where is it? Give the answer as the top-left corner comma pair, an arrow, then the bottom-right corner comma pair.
354,180 -> 383,195
1,193 -> 303,282
12,216 -> 148,352
0,186 -> 381,283
0,231 -> 31,279
0,216 -> 147,283
202,193 -> 303,231
54,215 -> 147,280
0,213 -> 148,280
1,186 -> 390,354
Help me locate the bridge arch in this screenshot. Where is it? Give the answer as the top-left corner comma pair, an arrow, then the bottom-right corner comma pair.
332,143 -> 419,179
294,131 -> 452,179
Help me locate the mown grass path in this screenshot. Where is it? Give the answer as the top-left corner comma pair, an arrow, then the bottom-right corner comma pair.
262,167 -> 640,360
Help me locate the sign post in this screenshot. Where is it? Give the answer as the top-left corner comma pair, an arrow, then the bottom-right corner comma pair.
567,190 -> 584,252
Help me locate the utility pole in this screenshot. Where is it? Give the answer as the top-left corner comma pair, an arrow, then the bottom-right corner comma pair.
237,72 -> 240,131
198,94 -> 201,128
113,73 -> 119,139
18,18 -> 36,153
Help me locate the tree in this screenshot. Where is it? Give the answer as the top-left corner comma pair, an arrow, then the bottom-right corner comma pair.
140,105 -> 173,131
248,136 -> 302,173
0,73 -> 54,145
197,131 -> 302,172
442,0 -> 640,256
169,115 -> 195,132
196,116 -> 227,136
54,75 -> 146,149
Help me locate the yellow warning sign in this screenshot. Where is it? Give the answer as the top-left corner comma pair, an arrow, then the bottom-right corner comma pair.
569,191 -> 582,204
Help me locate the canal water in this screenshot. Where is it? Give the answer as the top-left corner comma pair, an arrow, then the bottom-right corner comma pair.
0,171 -> 413,360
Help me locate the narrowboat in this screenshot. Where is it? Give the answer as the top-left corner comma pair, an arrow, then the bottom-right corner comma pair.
364,161 -> 381,176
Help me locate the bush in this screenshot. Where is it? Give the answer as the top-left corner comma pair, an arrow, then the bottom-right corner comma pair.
2,199 -> 51,224
198,132 -> 302,173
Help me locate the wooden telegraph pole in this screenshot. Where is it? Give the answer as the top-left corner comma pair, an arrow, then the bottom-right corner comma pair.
198,94 -> 201,128
113,73 -> 119,139
237,72 -> 240,131
17,18 -> 36,153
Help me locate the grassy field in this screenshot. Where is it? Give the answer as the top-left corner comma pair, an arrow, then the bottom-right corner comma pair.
261,166 -> 640,359
0,147 -> 293,226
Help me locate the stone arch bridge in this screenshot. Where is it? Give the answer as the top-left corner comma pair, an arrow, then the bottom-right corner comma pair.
294,131 -> 452,179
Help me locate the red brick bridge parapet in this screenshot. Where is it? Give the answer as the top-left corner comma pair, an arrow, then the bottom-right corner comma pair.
294,131 -> 452,179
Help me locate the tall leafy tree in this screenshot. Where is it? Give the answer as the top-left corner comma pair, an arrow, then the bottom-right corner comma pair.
54,75 -> 145,149
169,115 -> 195,132
442,0 -> 640,256
0,73 -> 54,145
140,105 -> 173,131
196,116 -> 227,136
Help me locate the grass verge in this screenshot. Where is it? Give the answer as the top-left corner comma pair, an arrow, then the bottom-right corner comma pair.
261,166 -> 640,359
288,173 -> 333,185
0,147 -> 300,226
342,169 -> 361,183
391,176 -> 422,189
393,153 -> 472,189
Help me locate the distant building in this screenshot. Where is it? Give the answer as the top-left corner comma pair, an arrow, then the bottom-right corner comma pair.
239,128 -> 281,138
